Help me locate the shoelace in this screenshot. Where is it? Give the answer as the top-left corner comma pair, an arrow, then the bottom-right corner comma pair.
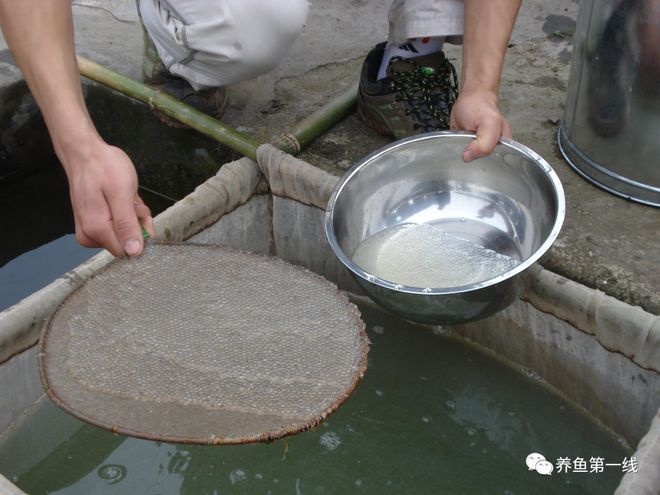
389,56 -> 459,131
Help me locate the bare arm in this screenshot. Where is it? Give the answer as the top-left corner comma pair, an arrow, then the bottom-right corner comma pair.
0,0 -> 154,256
450,0 -> 521,161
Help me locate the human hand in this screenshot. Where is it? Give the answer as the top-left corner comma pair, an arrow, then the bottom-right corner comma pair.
63,141 -> 156,257
0,0 -> 155,256
450,88 -> 512,162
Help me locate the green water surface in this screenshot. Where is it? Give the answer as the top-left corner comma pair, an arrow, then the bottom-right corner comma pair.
0,306 -> 629,495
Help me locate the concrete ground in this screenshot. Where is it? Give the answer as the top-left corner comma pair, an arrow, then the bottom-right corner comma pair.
0,0 -> 658,314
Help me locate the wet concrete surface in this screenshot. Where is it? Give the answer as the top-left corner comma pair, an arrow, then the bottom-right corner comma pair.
1,0 -> 658,314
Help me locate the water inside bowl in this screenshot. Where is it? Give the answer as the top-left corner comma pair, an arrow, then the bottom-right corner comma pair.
351,223 -> 521,288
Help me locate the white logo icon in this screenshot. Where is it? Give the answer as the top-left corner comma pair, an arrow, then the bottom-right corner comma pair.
526,453 -> 554,475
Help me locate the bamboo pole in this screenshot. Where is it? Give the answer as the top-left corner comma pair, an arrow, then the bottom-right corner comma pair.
271,84 -> 358,154
77,57 -> 261,160
77,57 -> 357,158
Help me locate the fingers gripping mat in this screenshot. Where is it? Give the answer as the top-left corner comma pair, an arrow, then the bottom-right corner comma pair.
39,243 -> 368,445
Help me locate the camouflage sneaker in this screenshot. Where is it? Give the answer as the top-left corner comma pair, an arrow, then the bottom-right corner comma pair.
357,42 -> 459,139
140,24 -> 228,127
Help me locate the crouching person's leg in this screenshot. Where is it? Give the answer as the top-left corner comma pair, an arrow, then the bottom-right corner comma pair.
138,0 -> 310,120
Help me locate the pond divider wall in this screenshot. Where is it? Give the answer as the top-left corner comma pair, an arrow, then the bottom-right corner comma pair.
0,148 -> 658,494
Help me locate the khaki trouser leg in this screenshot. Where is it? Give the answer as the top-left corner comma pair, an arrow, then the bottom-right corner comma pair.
139,0 -> 310,90
388,0 -> 465,44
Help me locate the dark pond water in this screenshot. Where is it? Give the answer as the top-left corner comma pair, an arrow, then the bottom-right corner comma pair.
0,305 -> 630,495
0,156 -> 173,311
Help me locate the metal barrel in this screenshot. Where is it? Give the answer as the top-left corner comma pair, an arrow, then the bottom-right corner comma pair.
558,0 -> 660,207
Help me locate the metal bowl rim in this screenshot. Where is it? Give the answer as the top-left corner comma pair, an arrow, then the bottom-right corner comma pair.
324,131 -> 566,295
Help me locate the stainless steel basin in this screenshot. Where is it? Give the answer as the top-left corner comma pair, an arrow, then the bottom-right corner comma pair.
325,132 -> 565,324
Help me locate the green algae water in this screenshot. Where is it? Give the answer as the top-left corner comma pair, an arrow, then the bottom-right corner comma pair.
0,305 -> 629,495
